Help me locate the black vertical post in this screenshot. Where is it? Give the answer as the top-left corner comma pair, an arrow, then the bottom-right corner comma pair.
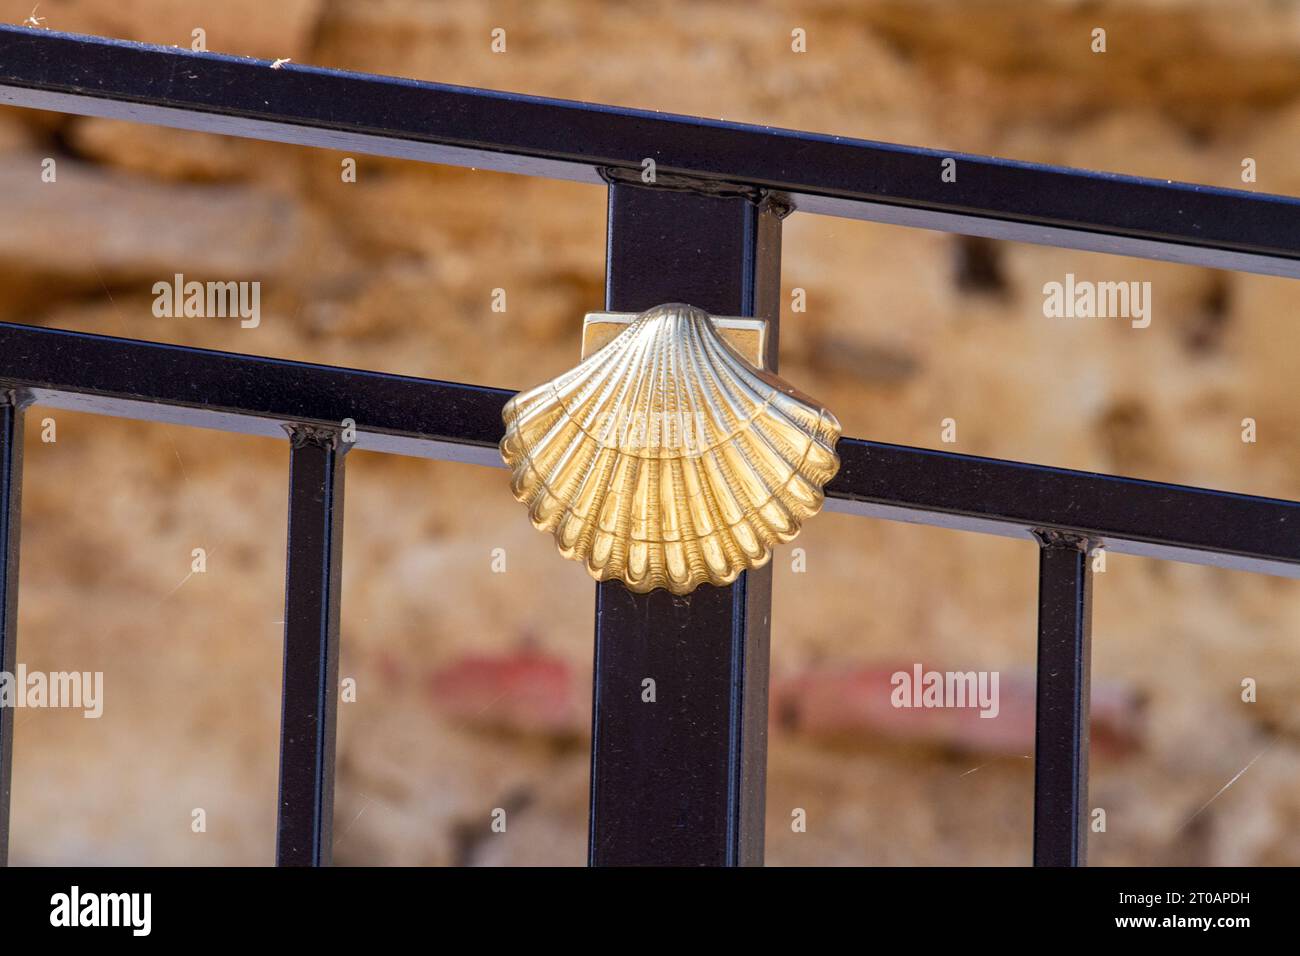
276,425 -> 348,866
0,389 -> 27,867
1032,530 -> 1093,867
588,182 -> 784,866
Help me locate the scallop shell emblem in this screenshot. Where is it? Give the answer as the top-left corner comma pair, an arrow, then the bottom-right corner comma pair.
500,303 -> 842,594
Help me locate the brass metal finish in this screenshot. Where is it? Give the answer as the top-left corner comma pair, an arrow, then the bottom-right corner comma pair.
582,311 -> 770,369
500,303 -> 841,594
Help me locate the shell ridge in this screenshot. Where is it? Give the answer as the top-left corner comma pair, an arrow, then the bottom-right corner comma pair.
678,314 -> 718,458
682,318 -> 760,581
671,325 -> 733,588
509,425 -> 583,527
614,319 -> 661,454
669,328 -> 728,589
690,315 -> 835,553
556,318 -> 658,453
570,319 -> 654,445
525,420 -> 602,527
698,328 -> 841,472
694,321 -> 755,436
557,446 -> 617,555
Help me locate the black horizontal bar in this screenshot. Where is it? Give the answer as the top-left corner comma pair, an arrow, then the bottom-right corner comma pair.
0,322 -> 507,467
1,321 -> 1297,577
824,442 -> 1300,577
2,27 -> 1300,277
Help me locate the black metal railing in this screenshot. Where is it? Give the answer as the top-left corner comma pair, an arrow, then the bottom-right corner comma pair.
1,26 -> 1298,867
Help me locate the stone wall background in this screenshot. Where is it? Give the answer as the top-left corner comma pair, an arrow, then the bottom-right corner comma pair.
3,0 -> 1300,865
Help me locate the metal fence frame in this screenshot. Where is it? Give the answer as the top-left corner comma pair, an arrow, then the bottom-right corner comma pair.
1,27 -> 1298,867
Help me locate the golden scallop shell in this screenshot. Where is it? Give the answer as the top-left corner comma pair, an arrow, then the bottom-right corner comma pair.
500,303 -> 841,594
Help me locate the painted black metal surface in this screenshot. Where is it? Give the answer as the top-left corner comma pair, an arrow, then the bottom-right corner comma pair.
1032,532 -> 1094,867
1,321 -> 1297,578
2,27 -> 1300,276
828,440 -> 1300,577
588,185 -> 782,866
0,391 -> 26,867
2,321 -> 1300,574
276,426 -> 347,866
0,321 -> 506,466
